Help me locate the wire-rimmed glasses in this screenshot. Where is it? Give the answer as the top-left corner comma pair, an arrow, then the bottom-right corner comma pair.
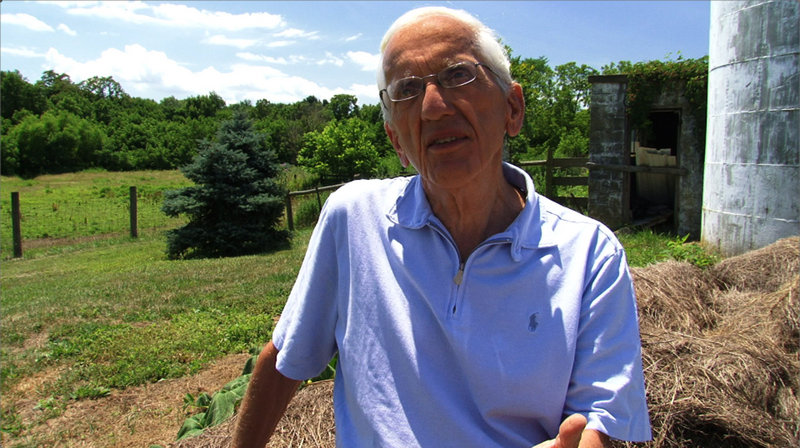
379,61 -> 497,106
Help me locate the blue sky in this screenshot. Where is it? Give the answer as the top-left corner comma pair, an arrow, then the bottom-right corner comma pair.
1,1 -> 710,106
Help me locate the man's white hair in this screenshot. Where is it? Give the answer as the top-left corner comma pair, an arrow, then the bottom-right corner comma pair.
377,6 -> 513,121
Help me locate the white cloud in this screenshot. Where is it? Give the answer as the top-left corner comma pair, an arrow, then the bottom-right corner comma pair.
57,23 -> 77,36
55,1 -> 284,31
1,46 -> 44,58
317,52 -> 344,67
203,34 -> 258,49
56,2 -> 152,24
237,52 -> 288,64
347,51 -> 380,72
39,44 -> 357,104
266,41 -> 294,49
152,3 -> 284,31
2,13 -> 55,32
274,28 -> 320,40
237,53 -> 313,65
348,83 -> 379,103
344,33 -> 363,43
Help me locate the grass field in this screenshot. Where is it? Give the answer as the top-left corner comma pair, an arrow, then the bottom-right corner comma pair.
1,170 -> 193,255
1,228 -> 313,443
0,170 -> 712,446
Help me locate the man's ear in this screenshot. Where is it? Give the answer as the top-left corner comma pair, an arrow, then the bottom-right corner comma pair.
384,122 -> 409,168
505,82 -> 525,137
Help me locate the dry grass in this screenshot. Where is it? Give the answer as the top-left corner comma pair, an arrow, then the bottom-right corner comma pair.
631,261 -> 718,334
616,236 -> 800,448
2,353 -> 252,448
710,236 -> 799,293
169,380 -> 335,448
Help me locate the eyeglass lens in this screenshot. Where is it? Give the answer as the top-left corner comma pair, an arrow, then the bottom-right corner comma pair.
386,62 -> 479,102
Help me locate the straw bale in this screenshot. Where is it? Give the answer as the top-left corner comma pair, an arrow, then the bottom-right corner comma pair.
631,261 -> 719,334
170,379 -> 334,448
627,322 -> 800,448
712,276 -> 799,352
710,236 -> 799,293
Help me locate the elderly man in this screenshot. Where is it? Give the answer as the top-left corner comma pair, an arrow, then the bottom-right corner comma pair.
233,6 -> 650,448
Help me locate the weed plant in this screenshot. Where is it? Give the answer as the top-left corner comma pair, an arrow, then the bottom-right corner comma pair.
294,192 -> 331,228
618,229 -> 719,268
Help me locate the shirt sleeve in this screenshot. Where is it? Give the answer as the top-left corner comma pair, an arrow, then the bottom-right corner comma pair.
272,199 -> 341,381
565,237 -> 652,442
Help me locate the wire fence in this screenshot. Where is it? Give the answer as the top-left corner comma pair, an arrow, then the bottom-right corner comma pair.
3,187 -> 186,257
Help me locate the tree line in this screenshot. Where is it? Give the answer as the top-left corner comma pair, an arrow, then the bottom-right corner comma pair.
1,54 -> 707,181
0,69 -> 394,180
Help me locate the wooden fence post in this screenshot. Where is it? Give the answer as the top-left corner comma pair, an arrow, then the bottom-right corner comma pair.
545,145 -> 555,199
286,193 -> 294,231
11,192 -> 22,258
129,186 -> 138,238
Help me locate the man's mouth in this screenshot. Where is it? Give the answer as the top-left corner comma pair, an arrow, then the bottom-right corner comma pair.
433,137 -> 458,145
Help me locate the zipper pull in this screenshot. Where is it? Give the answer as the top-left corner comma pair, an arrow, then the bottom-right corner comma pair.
453,262 -> 465,285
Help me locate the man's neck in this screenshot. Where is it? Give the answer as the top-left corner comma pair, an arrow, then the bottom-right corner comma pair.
423,167 -> 525,261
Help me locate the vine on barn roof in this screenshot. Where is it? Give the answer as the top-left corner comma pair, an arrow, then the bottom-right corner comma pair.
604,55 -> 709,139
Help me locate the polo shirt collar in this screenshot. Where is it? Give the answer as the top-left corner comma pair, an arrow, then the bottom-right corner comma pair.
387,163 -> 558,260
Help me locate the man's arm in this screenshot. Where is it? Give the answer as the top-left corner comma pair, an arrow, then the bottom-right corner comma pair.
232,341 -> 303,448
532,414 -> 611,448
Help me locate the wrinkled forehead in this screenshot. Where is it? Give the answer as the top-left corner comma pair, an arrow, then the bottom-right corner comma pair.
383,16 -> 477,76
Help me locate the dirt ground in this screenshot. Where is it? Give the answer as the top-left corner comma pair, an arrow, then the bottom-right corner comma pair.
3,353 -> 251,447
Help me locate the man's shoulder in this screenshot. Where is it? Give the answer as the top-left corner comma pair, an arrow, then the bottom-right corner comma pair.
536,194 -> 622,251
325,176 -> 413,212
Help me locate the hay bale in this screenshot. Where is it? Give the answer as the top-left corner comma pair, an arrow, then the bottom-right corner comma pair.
631,261 -> 719,334
268,379 -> 335,447
712,277 -> 799,352
710,236 -> 799,293
628,323 -> 800,448
622,245 -> 800,448
170,379 -> 334,448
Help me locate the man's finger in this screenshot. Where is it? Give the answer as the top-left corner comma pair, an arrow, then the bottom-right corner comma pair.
554,413 -> 587,448
531,414 -> 588,448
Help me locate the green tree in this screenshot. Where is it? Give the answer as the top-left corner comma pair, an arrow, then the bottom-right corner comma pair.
508,55 -> 556,161
78,75 -> 127,100
508,53 -> 596,161
184,92 -> 226,119
161,110 -> 288,259
253,98 -> 333,164
328,94 -> 359,120
1,70 -> 47,119
6,110 -> 106,176
298,117 -> 380,182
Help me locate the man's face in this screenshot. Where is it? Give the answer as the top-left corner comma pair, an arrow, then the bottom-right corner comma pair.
382,16 -> 524,191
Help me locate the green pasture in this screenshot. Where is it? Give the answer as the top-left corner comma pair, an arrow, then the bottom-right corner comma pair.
1,170 -> 193,254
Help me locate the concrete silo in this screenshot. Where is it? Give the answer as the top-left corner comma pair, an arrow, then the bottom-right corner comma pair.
702,0 -> 799,256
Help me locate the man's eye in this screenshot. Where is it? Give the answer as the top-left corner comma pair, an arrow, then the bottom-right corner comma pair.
442,66 -> 472,84
394,79 -> 420,97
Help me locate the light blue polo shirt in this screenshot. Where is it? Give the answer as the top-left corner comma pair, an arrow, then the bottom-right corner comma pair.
273,163 -> 651,447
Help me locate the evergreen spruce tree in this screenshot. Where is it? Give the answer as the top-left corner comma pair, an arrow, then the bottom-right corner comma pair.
162,110 -> 288,259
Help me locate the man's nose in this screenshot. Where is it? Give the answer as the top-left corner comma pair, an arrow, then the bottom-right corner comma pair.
420,79 -> 454,121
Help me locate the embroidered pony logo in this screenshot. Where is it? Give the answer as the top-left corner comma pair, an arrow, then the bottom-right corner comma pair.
528,312 -> 539,332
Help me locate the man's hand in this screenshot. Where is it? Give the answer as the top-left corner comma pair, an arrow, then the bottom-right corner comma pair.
532,414 -> 593,448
